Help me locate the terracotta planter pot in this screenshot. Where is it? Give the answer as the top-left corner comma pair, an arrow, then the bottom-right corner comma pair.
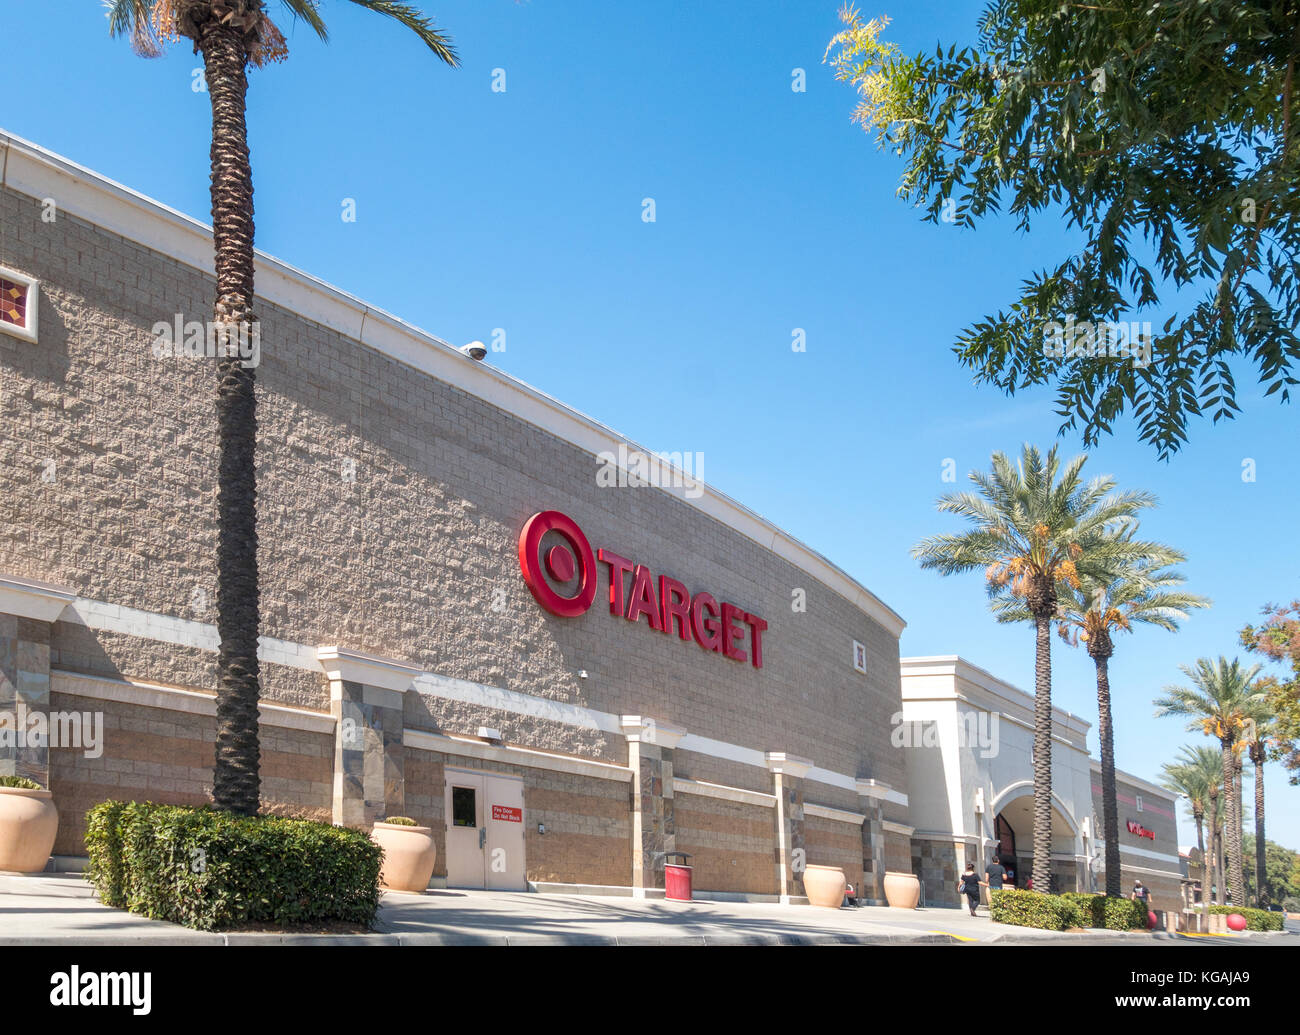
0,787 -> 58,874
372,822 -> 437,892
883,870 -> 921,909
803,864 -> 847,908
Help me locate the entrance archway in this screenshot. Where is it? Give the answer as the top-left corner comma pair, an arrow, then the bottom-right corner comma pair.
991,789 -> 1079,893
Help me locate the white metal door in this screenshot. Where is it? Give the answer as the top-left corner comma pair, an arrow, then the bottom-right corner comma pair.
445,769 -> 527,890
445,771 -> 485,889
485,774 -> 526,891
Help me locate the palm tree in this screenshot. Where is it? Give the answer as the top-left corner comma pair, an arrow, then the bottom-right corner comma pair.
108,1 -> 458,814
914,444 -> 1161,891
1209,774 -> 1223,903
1154,657 -> 1266,906
1161,745 -> 1221,921
998,551 -> 1209,897
1242,710 -> 1276,907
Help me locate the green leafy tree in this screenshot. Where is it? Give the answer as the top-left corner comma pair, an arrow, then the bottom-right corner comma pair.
1154,657 -> 1267,905
1242,835 -> 1300,907
914,443 -> 1161,891
1241,601 -> 1300,783
997,551 -> 1209,897
825,2 -> 1300,459
108,0 -> 458,814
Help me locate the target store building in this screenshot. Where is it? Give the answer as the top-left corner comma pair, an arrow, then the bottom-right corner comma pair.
0,132 -> 915,902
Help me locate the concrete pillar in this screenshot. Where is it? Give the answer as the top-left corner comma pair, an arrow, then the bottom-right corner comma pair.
766,751 -> 813,904
855,778 -> 893,905
318,646 -> 420,829
0,576 -> 75,787
621,715 -> 684,897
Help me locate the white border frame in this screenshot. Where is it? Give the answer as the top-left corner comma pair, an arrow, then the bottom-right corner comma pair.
0,264 -> 39,343
852,639 -> 867,674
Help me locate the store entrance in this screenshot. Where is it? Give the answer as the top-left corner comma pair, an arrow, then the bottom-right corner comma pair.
994,812 -> 1022,888
444,768 -> 527,891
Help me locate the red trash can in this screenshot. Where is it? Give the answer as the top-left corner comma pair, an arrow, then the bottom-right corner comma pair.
663,851 -> 693,901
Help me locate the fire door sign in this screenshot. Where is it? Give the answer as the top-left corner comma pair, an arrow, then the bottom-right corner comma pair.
492,805 -> 523,823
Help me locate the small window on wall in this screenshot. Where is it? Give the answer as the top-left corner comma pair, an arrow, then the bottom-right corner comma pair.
0,266 -> 39,344
1135,794 -> 1143,813
852,640 -> 867,675
452,786 -> 477,827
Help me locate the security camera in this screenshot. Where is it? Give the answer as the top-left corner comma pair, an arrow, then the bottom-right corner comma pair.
460,341 -> 487,361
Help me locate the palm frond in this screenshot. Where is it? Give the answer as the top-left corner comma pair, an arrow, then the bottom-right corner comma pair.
344,0 -> 459,65
278,0 -> 330,41
104,0 -> 164,57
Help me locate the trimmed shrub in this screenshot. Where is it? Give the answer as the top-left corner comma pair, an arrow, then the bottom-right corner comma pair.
992,889 -> 1149,931
0,775 -> 44,790
380,816 -> 418,826
989,888 -> 1072,931
84,800 -> 130,908
1061,892 -> 1148,930
1059,892 -> 1102,928
1098,896 -> 1149,930
84,801 -> 382,931
1208,905 -> 1285,932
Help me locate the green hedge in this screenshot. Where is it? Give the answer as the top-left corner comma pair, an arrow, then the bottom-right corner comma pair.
84,801 -> 383,931
0,775 -> 43,790
1208,905 -> 1285,932
1060,892 -> 1149,931
991,888 -> 1149,931
989,888 -> 1073,930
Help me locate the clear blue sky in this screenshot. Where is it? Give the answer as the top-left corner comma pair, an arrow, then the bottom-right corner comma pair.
4,0 -> 1298,853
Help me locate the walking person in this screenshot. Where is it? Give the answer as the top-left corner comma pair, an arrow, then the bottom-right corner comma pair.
1131,880 -> 1152,910
958,862 -> 981,916
984,854 -> 1006,893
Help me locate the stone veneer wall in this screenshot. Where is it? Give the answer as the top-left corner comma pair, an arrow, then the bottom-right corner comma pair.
912,838 -> 963,908
672,795 -> 776,895
46,683 -> 333,855
804,815 -> 864,895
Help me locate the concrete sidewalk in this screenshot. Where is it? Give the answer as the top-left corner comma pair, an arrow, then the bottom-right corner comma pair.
0,873 -> 1206,946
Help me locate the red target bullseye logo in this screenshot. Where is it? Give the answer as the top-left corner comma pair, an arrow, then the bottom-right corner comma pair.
518,510 -> 597,617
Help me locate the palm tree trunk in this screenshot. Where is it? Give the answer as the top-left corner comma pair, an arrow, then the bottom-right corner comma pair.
1031,612 -> 1054,892
1234,755 -> 1244,899
1093,652 -> 1121,897
199,22 -> 261,816
1204,792 -> 1217,918
1253,747 -> 1268,908
1193,811 -> 1205,910
1221,740 -> 1244,905
1216,824 -> 1226,905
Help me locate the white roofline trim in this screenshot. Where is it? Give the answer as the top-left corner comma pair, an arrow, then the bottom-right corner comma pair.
0,129 -> 906,639
900,655 -> 1090,733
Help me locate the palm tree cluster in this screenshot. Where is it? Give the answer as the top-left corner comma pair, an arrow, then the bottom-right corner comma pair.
1156,658 -> 1275,908
915,444 -> 1208,896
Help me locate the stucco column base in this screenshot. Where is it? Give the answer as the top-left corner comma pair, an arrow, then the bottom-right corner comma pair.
767,752 -> 813,904
856,778 -> 894,904
0,576 -> 75,787
622,715 -> 684,897
320,646 -> 420,829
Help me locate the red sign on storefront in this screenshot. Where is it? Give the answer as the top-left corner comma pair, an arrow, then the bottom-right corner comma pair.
1126,819 -> 1155,841
492,805 -> 522,823
518,510 -> 767,668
